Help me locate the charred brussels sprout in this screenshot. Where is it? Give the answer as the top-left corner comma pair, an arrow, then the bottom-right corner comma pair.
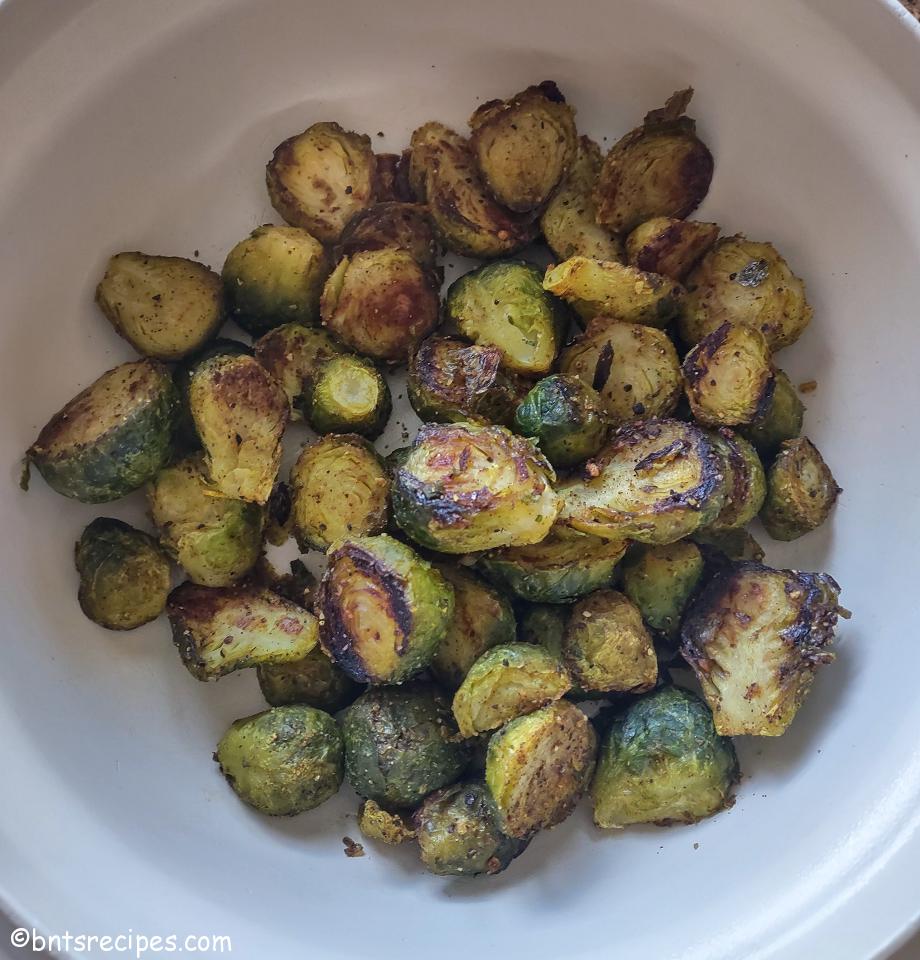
266,122 -> 376,244
446,261 -> 569,377
320,249 -> 440,363
317,534 -> 453,684
625,217 -> 720,281
95,252 -> 223,360
760,438 -> 840,541
681,562 -> 844,736
337,201 -> 438,268
147,454 -> 263,587
469,81 -> 577,213
221,225 -> 330,337
341,685 -> 470,808
559,319 -> 682,426
452,643 -> 571,738
679,236 -> 813,350
392,422 -> 559,553
415,781 -> 529,876
738,369 -> 804,457
28,360 -> 178,503
257,646 -> 361,712
486,700 -> 597,838
290,435 -> 390,552
621,541 -> 705,640
167,582 -> 319,680
513,374 -> 607,469
216,705 -> 343,815
559,419 -> 728,544
75,518 -> 171,630
541,136 -> 624,263
594,88 -> 714,234
707,430 -> 766,531
407,337 -> 525,426
307,354 -> 391,439
358,799 -> 415,845
543,257 -> 683,327
592,686 -> 739,828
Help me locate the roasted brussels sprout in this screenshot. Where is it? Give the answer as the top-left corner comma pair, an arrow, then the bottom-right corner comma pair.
625,217 -> 720,281
469,81 -> 577,213
592,686 -> 739,827
682,322 -> 775,427
559,318 -> 682,425
738,368 -> 804,457
415,781 -> 529,876
760,437 -> 840,541
167,582 -> 319,680
543,257 -> 683,327
594,88 -> 714,234
320,249 -> 440,363
27,360 -> 178,503
358,799 -> 415,845
392,422 -> 559,553
517,602 -> 568,653
307,354 -> 391,439
691,527 -> 765,564
486,700 -> 596,838
452,643 -> 571,738
290,434 -> 389,552
215,705 -> 343,815
477,524 -> 627,604
707,430 -> 766,531
431,565 -> 517,689
74,518 -> 171,630
266,122 -> 376,244
445,261 -> 569,377
317,534 -> 453,684
679,236 -> 813,350
95,252 -> 223,360
513,374 -> 607,469
540,136 -> 624,263
257,646 -> 361,712
621,541 -> 705,640
341,685 -> 469,808
681,562 -> 844,735
221,225 -> 330,337
559,419 -> 728,544
337,201 -> 438,268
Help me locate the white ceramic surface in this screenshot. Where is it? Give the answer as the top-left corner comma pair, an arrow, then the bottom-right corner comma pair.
1,1 -> 919,957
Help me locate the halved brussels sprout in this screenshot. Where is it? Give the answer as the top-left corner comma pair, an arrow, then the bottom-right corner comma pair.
431,565 -> 517,690
679,236 -> 813,350
407,336 -> 525,426
415,781 -> 529,876
513,374 -> 607,469
681,561 -> 844,735
27,359 -> 178,503
392,422 -> 559,554
760,437 -> 840,541
75,518 -> 171,630
445,261 -> 569,377
558,419 -> 728,544
257,646 -> 361,712
341,685 -> 470,808
290,434 -> 390,552
358,799 -> 415,845
469,81 -> 577,213
452,643 -> 571,738
317,534 -> 453,684
690,527 -> 765,564
337,201 -> 439,268
167,582 -> 319,680
147,454 -> 264,587
221,225 -> 330,337
189,353 -> 288,504
320,249 -> 440,363
215,704 -> 343,815
621,541 -> 705,640
266,122 -> 376,243
707,430 -> 766,531
682,322 -> 775,427
543,257 -> 683,327
592,686 -> 739,828
96,252 -> 223,360
594,88 -> 714,234
558,318 -> 682,425
486,700 -> 597,838
476,524 -> 627,604
307,354 -> 391,440
625,218 -> 720,281
562,589 -> 657,694
540,136 -> 624,263
738,368 -> 804,457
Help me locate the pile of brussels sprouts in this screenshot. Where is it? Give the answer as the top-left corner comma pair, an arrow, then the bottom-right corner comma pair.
25,81 -> 848,878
